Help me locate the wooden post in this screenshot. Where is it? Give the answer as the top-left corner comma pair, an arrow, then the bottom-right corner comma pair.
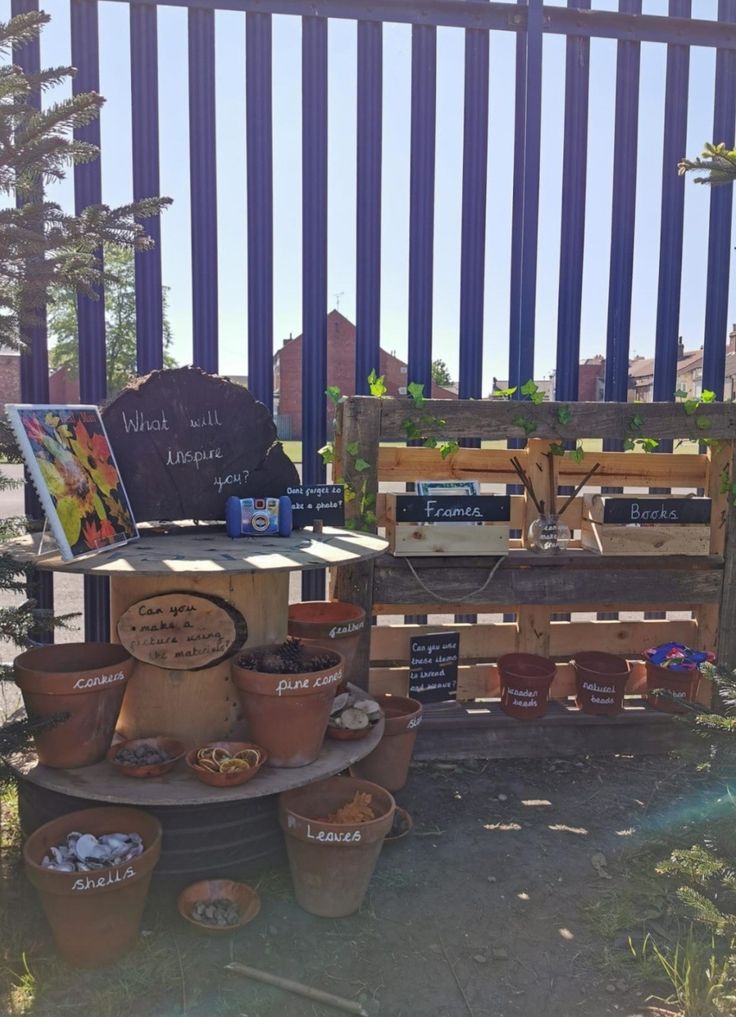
716,441 -> 736,671
517,439 -> 553,656
332,397 -> 382,689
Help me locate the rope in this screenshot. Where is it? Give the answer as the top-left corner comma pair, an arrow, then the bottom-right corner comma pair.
404,554 -> 507,604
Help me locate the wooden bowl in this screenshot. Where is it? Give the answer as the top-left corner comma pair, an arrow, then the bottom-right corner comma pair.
185,741 -> 267,787
384,806 -> 413,845
177,879 -> 261,934
107,736 -> 186,778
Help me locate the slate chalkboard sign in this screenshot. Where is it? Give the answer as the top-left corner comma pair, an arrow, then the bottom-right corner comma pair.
287,485 -> 345,529
393,495 -> 511,523
595,496 -> 711,525
102,367 -> 299,522
409,632 -> 460,703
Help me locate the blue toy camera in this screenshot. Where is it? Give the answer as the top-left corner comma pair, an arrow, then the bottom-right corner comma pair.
225,496 -> 293,538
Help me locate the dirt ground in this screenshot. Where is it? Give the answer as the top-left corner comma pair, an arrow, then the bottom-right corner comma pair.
2,750 -> 730,1017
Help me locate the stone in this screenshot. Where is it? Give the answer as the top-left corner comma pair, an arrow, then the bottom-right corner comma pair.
492,947 -> 509,961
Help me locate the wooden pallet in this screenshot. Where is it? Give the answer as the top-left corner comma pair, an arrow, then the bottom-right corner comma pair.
331,398 -> 736,755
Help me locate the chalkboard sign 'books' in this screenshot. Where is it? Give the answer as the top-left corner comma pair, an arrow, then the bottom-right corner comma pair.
584,494 -> 711,526
409,632 -> 460,703
6,404 -> 137,561
582,494 -> 712,556
287,485 -> 345,529
102,367 -> 299,522
225,496 -> 293,537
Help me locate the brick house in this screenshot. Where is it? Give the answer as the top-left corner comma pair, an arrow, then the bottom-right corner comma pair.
273,309 -> 457,438
0,350 -> 80,411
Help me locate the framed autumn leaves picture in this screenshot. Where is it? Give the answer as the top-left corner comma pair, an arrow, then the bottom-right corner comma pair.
6,405 -> 138,560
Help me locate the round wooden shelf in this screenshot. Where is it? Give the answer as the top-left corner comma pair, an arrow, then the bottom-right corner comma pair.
3,526 -> 387,577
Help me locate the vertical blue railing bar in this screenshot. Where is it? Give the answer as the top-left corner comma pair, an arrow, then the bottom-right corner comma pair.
702,0 -> 736,398
130,4 -> 164,375
554,0 -> 590,403
189,9 -> 218,374
301,15 -> 328,600
652,0 -> 691,401
407,24 -> 436,396
604,0 -> 642,403
509,1 -> 526,396
355,20 -> 382,394
12,0 -> 53,639
509,0 -> 543,392
71,0 -> 110,640
458,27 -> 489,408
246,12 -> 274,408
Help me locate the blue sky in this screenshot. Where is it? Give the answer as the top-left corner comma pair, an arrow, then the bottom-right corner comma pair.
3,0 -> 733,394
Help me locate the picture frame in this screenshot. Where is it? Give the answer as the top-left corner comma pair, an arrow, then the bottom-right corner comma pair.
6,404 -> 138,561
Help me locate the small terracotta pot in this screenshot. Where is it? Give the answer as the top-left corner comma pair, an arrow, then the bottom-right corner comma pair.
231,645 -> 344,767
185,741 -> 268,787
349,694 -> 422,791
573,652 -> 630,716
645,661 -> 701,714
279,775 -> 395,917
177,879 -> 261,934
497,653 -> 556,720
107,736 -> 186,778
14,643 -> 134,768
288,601 -> 366,687
23,806 -> 161,968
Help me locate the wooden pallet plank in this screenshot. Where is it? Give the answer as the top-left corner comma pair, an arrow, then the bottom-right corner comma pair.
371,397 -> 736,441
581,519 -> 711,555
387,521 -> 510,556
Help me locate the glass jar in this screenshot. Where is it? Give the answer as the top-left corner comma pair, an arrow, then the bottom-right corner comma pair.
527,514 -> 571,553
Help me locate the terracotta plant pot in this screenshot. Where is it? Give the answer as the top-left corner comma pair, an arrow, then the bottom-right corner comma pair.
573,652 -> 630,716
23,806 -> 161,968
231,644 -> 344,767
279,775 -> 395,917
14,643 -> 134,768
177,879 -> 261,934
107,736 -> 186,778
185,741 -> 268,787
497,653 -> 556,720
645,661 -> 701,714
288,601 -> 366,687
349,694 -> 422,791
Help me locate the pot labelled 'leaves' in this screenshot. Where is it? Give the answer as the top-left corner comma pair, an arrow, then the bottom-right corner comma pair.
102,367 -> 299,522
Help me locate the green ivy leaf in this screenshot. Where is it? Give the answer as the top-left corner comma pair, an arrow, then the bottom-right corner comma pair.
492,386 -> 517,399
440,441 -> 459,460
701,389 -> 717,404
639,438 -> 660,452
628,414 -> 644,433
363,492 -> 376,509
346,441 -> 359,456
521,379 -> 544,404
696,415 -> 712,431
684,399 -> 699,416
557,406 -> 573,426
353,458 -> 371,472
363,510 -> 377,526
318,442 -> 335,465
326,385 -> 342,405
367,369 -> 387,398
570,445 -> 585,464
344,486 -> 357,503
549,441 -> 566,456
674,388 -> 689,400
407,381 -> 425,406
513,415 -> 537,436
623,437 -> 636,451
344,518 -> 358,530
423,436 -> 438,449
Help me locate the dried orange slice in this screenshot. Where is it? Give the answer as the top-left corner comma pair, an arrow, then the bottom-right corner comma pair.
220,757 -> 250,773
196,757 -> 220,773
211,747 -> 231,765
235,748 -> 262,766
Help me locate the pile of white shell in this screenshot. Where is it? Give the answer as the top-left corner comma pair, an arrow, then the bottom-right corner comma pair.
329,692 -> 382,731
40,832 -> 144,872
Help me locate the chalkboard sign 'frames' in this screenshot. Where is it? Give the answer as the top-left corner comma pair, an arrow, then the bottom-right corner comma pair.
23,806 -> 162,968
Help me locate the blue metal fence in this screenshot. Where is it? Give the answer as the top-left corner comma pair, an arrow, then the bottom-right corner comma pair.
11,0 -> 736,637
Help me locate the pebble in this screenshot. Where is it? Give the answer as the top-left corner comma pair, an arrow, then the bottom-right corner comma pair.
497,794 -> 508,802
492,947 -> 509,961
115,745 -> 174,767
267,924 -> 279,936
191,897 -> 240,928
429,944 -> 442,954
487,876 -> 497,883
473,954 -> 487,964
606,984 -> 616,994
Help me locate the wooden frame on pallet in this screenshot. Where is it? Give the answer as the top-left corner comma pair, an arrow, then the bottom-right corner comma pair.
332,397 -> 736,714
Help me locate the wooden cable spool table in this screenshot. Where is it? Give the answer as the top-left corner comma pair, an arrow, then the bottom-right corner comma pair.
5,526 -> 388,877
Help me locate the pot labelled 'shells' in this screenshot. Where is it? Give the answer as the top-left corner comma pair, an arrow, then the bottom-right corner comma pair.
23,806 -> 162,968
14,643 -> 135,768
349,694 -> 423,792
573,652 -> 630,717
230,642 -> 344,767
279,776 -> 395,917
645,661 -> 701,714
497,653 -> 556,721
287,601 -> 366,686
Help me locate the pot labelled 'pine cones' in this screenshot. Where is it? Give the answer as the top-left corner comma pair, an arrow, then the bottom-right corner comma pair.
237,638 -> 339,675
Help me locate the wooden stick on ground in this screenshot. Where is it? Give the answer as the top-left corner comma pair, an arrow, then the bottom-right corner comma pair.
225,961 -> 370,1016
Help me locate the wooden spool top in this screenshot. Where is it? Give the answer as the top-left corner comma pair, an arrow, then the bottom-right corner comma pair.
3,527 -> 387,577
9,713 -> 385,807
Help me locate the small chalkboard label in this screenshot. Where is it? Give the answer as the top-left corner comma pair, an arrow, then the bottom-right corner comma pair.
600,497 -> 711,525
409,632 -> 460,703
393,495 -> 510,523
287,484 -> 345,529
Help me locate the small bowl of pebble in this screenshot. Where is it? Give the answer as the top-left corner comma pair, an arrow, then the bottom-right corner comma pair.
177,879 -> 261,934
384,806 -> 413,845
107,736 -> 186,778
